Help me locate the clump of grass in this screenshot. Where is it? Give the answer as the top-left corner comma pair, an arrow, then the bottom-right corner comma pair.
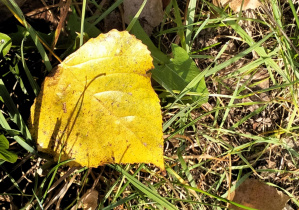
0,0 -> 299,209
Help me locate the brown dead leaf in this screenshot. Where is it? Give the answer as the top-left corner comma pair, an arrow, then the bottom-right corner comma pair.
104,10 -> 123,31
76,190 -> 98,210
213,0 -> 261,11
50,0 -> 72,53
123,0 -> 164,35
162,0 -> 171,9
229,179 -> 290,210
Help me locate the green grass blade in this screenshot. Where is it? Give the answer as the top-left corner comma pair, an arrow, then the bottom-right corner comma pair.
177,147 -> 198,192
112,164 -> 145,202
182,184 -> 258,210
100,175 -> 122,207
0,165 -> 24,195
13,136 -> 35,154
32,190 -> 44,210
266,182 -> 299,207
80,0 -> 87,46
221,174 -> 251,198
90,0 -> 123,28
0,110 -> 11,130
205,32 -> 274,77
185,0 -> 197,52
163,99 -> 204,132
287,0 -> 299,29
224,48 -> 279,78
110,164 -> 178,210
3,0 -> 52,71
218,79 -> 240,130
172,0 -> 186,49
20,38 -> 40,96
102,194 -> 138,210
230,104 -> 267,130
0,112 -> 34,153
126,0 -> 147,32
39,159 -> 74,202
0,79 -> 32,141
192,15 -> 210,42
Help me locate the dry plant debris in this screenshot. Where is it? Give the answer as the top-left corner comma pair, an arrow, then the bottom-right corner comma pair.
29,30 -> 164,170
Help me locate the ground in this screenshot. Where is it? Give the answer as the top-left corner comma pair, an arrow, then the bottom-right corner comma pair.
0,0 -> 299,209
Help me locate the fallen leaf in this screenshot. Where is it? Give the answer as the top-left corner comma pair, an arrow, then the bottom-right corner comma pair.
76,190 -> 98,210
29,30 -> 164,170
162,0 -> 171,9
213,0 -> 261,11
104,10 -> 123,31
123,0 -> 164,35
229,179 -> 290,210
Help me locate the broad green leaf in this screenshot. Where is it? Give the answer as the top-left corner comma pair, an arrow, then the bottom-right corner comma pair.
0,33 -> 12,57
0,134 -> 18,163
131,21 -> 208,104
153,44 -> 208,102
29,30 -> 164,169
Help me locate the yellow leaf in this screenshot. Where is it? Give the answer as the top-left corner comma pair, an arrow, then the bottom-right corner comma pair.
29,30 -> 164,170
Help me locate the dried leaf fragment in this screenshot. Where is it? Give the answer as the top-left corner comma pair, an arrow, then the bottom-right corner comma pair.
123,0 -> 164,34
77,190 -> 98,210
229,179 -> 290,210
213,0 -> 261,11
29,30 -> 164,170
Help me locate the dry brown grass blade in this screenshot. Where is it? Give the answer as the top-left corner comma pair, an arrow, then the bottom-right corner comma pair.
167,167 -> 201,202
55,174 -> 78,209
164,134 -> 196,153
44,171 -> 78,209
259,4 -> 299,56
169,154 -> 229,161
25,2 -> 81,17
0,153 -> 32,183
123,0 -> 164,35
6,155 -> 37,192
160,175 -> 187,209
50,0 -> 72,57
47,166 -> 79,193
